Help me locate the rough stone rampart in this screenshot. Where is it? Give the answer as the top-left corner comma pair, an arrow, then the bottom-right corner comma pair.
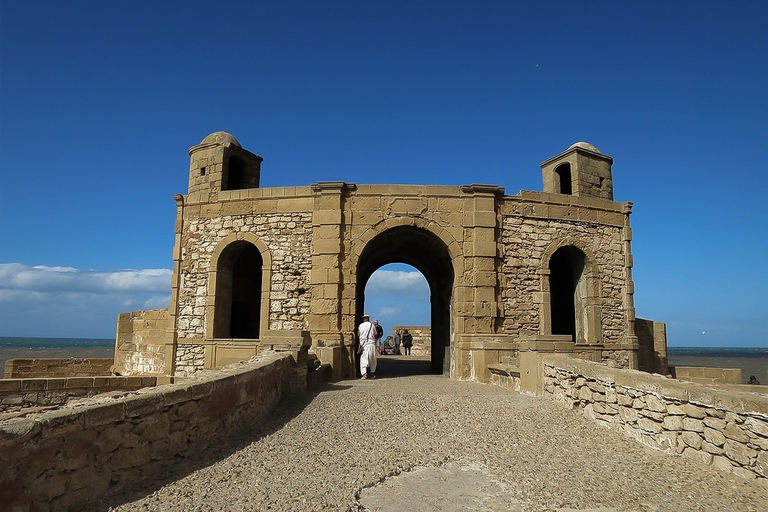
0,375 -> 155,414
0,352 -> 295,512
542,354 -> 768,483
4,358 -> 114,379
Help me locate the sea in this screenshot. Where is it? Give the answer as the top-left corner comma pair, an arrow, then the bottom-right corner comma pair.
0,338 -> 766,383
0,337 -> 114,378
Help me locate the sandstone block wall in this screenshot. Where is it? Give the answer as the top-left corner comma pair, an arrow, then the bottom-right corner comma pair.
634,317 -> 668,374
670,366 -> 742,385
114,309 -> 170,375
4,358 -> 114,379
392,325 -> 431,356
0,352 -> 295,512
542,354 -> 768,483
0,375 -> 156,414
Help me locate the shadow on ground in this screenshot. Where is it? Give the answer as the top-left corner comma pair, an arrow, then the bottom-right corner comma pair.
89,357 -> 431,510
87,382 -> 352,511
372,355 -> 433,378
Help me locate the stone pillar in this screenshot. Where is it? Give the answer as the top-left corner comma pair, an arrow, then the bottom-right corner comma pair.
167,193 -> 185,376
459,185 -> 503,335
621,202 -> 639,369
309,182 -> 349,380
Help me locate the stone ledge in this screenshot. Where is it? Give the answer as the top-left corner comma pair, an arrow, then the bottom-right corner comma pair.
487,363 -> 520,378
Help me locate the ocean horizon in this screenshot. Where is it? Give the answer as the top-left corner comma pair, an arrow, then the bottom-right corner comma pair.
0,336 -> 114,348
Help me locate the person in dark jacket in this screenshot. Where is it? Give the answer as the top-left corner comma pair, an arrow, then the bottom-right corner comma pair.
402,329 -> 413,355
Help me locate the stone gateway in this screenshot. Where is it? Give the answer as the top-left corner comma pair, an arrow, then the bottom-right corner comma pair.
114,132 -> 668,387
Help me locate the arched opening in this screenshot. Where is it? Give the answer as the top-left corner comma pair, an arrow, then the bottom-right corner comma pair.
365,263 -> 430,354
356,225 -> 454,375
213,241 -> 263,339
549,245 -> 586,342
224,155 -> 247,191
555,163 -> 572,195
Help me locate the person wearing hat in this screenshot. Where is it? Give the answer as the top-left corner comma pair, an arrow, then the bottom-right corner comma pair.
357,314 -> 377,379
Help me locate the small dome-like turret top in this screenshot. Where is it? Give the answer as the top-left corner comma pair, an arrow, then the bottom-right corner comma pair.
568,141 -> 601,153
200,131 -> 241,147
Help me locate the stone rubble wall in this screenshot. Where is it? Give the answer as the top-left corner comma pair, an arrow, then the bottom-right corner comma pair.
500,215 -> 626,346
542,354 -> 768,483
0,375 -> 156,414
4,358 -> 114,379
178,212 -> 312,339
0,352 -> 295,512
175,343 -> 206,376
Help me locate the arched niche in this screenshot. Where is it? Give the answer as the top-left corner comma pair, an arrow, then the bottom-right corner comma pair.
539,239 -> 602,344
208,233 -> 272,339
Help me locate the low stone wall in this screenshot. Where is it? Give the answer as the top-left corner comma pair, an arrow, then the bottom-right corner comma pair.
542,354 -> 768,483
4,358 -> 114,379
670,365 -> 742,385
0,352 -> 295,512
0,375 -> 156,414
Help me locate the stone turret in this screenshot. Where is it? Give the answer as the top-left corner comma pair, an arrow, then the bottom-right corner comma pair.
540,142 -> 614,200
187,131 -> 263,200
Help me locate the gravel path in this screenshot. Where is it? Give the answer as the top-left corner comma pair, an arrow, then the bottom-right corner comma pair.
97,357 -> 767,512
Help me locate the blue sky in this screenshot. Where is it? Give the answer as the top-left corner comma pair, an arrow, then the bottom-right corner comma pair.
0,1 -> 766,347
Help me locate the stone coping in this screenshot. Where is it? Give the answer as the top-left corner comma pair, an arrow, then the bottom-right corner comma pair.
543,354 -> 768,415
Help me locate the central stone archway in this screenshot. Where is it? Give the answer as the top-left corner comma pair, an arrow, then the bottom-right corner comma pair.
355,225 -> 455,375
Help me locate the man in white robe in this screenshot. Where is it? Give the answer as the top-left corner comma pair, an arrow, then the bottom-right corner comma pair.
357,314 -> 377,379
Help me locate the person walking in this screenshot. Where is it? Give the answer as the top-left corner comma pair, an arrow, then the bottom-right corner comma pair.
393,330 -> 402,355
402,329 -> 413,356
357,314 -> 377,379
373,319 -> 384,354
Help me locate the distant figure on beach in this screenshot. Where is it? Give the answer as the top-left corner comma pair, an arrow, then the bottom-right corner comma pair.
749,375 -> 760,385
402,329 -> 413,356
393,330 -> 402,355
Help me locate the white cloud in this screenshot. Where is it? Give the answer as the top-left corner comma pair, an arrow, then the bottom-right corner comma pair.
366,269 -> 428,295
0,263 -> 171,296
0,263 -> 172,337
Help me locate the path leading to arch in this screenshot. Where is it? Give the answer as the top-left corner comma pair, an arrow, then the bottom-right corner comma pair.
98,357 -> 767,511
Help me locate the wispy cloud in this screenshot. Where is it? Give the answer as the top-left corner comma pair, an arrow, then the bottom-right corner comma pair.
366,269 -> 428,295
0,263 -> 172,337
364,269 -> 431,328
0,263 -> 171,295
